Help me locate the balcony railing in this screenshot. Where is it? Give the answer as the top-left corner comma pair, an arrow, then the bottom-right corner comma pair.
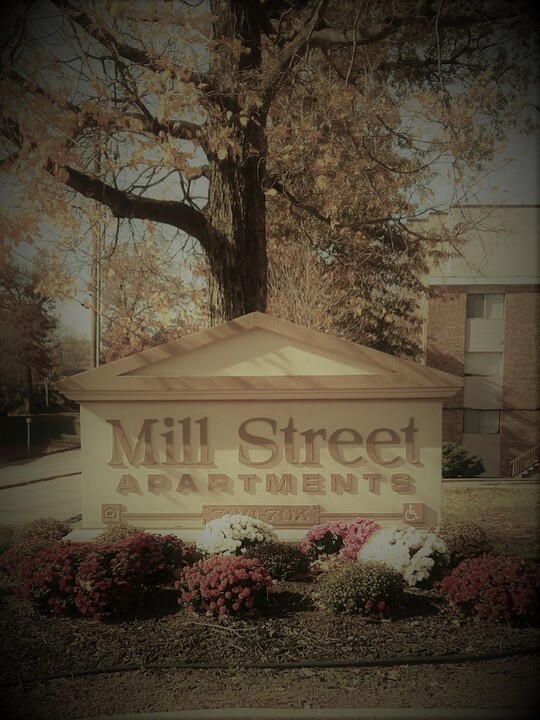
510,445 -> 540,478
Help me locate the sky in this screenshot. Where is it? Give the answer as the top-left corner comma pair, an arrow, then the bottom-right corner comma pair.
53,121 -> 539,339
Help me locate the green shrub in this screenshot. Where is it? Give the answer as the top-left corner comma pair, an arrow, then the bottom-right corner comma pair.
439,555 -> 540,623
442,441 -> 485,478
432,519 -> 492,566
0,518 -> 72,585
0,525 -> 13,555
11,517 -> 71,544
96,523 -> 142,543
244,541 -> 309,580
315,560 -> 405,617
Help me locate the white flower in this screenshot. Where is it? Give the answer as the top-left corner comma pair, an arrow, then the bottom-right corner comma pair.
358,526 -> 448,587
197,514 -> 277,556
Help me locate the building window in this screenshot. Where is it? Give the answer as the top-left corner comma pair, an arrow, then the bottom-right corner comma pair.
464,352 -> 503,377
463,409 -> 500,434
466,293 -> 505,319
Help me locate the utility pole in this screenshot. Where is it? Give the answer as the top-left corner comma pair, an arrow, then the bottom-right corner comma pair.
90,137 -> 102,369
90,226 -> 102,368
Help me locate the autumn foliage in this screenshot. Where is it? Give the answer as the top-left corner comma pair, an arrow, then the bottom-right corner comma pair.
0,1 -> 538,350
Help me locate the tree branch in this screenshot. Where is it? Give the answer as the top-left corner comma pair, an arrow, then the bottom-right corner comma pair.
267,175 -> 398,232
55,163 -> 209,245
50,0 -> 211,87
305,7 -> 518,48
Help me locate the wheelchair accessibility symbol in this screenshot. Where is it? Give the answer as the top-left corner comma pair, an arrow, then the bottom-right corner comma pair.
402,503 -> 424,523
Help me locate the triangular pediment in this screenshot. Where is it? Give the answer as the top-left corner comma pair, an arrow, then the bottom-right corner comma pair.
58,312 -> 462,401
123,326 -> 390,377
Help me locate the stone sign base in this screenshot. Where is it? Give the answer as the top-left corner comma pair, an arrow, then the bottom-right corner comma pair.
58,313 -> 461,546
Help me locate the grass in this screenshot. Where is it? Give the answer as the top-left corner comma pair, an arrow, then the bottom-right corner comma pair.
0,413 -> 80,461
442,482 -> 540,560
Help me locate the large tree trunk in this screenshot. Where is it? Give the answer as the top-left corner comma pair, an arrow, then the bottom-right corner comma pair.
205,0 -> 268,324
206,140 -> 268,323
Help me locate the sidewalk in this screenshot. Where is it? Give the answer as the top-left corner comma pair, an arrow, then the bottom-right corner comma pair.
0,450 -> 82,526
79,709 -> 536,720
0,448 -> 81,489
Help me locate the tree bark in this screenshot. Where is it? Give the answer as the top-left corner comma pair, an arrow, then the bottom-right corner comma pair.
206,141 -> 268,323
205,0 -> 268,324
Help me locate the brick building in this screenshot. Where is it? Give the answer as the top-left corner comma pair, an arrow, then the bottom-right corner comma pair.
421,205 -> 539,477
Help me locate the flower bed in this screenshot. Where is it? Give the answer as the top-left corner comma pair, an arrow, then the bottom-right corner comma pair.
1,515 -> 538,629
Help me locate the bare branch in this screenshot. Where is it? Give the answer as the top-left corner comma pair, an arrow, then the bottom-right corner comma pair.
50,0 -> 211,86
55,163 -> 209,244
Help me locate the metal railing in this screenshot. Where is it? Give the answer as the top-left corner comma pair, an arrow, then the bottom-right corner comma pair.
510,445 -> 540,477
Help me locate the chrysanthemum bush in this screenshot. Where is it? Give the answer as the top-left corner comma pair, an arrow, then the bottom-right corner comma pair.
177,555 -> 273,616
0,517 -> 73,586
97,523 -> 142,544
196,514 -> 277,556
19,541 -> 93,616
112,532 -> 202,586
358,526 -> 449,587
300,517 -> 381,564
315,560 -> 405,617
431,519 -> 493,567
438,555 -> 540,623
73,543 -> 143,620
243,540 -> 309,580
6,529 -> 200,620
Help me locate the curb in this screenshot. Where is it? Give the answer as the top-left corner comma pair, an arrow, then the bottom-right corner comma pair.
78,708 -> 537,720
0,471 -> 81,491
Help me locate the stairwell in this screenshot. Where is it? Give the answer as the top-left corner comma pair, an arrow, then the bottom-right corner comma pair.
510,445 -> 540,478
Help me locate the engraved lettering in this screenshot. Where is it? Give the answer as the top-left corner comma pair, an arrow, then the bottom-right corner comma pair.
362,473 -> 382,492
300,427 -> 326,465
208,473 -> 232,493
391,473 -> 413,493
115,474 -> 143,495
196,417 -> 214,465
281,417 -> 299,464
107,419 -> 159,467
238,474 -> 260,494
266,473 -> 295,494
161,417 -> 176,464
176,474 -> 197,493
328,428 -> 363,465
366,428 -> 400,465
238,418 -> 278,466
330,473 -> 358,493
302,473 -> 325,494
147,474 -> 171,494
401,417 -> 420,465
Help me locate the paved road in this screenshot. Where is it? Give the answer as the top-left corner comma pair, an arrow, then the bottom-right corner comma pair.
0,450 -> 82,526
0,449 -> 81,488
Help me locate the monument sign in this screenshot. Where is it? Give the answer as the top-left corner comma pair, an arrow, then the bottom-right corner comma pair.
58,313 -> 462,540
